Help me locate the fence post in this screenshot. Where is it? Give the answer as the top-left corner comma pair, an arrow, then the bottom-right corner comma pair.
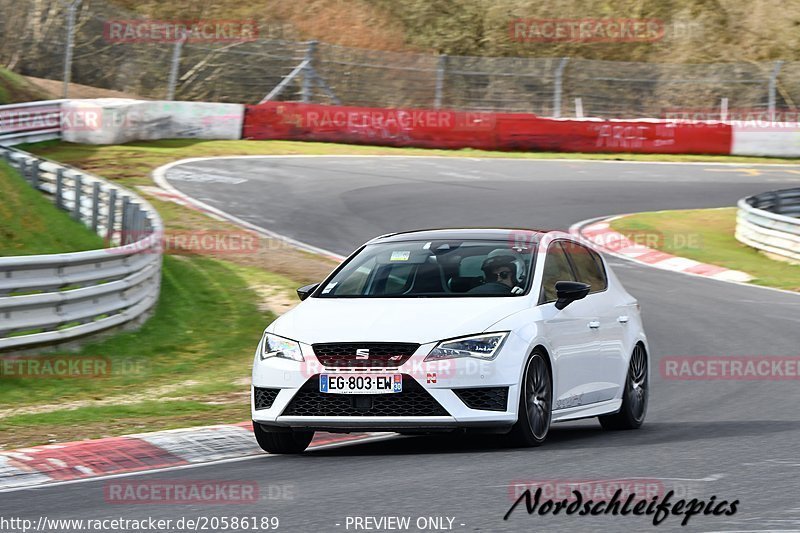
121,196 -> 130,244
73,174 -> 83,222
553,57 -> 570,118
167,31 -> 189,100
19,158 -> 29,183
107,188 -> 117,243
55,168 -> 64,209
434,54 -> 447,109
130,204 -> 140,242
301,41 -> 318,103
767,60 -> 783,122
62,0 -> 81,98
91,181 -> 100,232
720,97 -> 729,121
30,160 -> 40,189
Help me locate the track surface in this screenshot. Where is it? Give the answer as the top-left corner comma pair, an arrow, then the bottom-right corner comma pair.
4,157 -> 799,532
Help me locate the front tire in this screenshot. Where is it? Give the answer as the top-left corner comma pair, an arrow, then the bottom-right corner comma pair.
599,343 -> 648,430
507,351 -> 552,447
253,422 -> 314,454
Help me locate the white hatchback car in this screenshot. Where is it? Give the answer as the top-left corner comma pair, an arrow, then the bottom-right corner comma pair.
252,229 -> 649,453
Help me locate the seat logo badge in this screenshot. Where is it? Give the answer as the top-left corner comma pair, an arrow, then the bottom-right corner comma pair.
427,373 -> 437,384
355,349 -> 370,359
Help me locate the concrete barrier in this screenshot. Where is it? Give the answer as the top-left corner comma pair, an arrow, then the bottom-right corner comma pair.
61,99 -> 244,144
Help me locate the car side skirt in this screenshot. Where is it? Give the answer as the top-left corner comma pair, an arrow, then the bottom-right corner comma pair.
551,399 -> 623,423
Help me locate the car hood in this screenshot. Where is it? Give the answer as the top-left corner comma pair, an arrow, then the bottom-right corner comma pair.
269,297 -> 531,345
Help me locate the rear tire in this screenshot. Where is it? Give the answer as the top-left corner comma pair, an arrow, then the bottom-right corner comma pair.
507,351 -> 552,447
253,422 -> 314,454
599,344 -> 648,430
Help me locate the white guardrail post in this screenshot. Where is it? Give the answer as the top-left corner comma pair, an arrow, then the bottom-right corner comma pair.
735,188 -> 800,263
0,102 -> 163,351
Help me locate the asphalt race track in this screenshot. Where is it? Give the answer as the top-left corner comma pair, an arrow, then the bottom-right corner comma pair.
3,157 -> 799,532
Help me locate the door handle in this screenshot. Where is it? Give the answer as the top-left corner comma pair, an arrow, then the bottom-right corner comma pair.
588,321 -> 600,329
617,315 -> 629,324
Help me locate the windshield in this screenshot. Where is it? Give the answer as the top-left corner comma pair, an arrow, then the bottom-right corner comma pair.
316,239 -> 535,298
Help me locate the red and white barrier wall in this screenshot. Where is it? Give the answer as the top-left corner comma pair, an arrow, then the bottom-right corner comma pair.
243,102 -> 800,157
242,102 -> 734,155
12,98 -> 797,157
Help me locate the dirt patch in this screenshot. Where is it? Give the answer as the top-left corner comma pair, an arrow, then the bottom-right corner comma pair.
250,283 -> 298,315
23,76 -> 148,100
0,380 -> 200,420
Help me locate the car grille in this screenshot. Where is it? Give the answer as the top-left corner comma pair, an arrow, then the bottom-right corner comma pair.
281,375 -> 449,417
453,387 -> 509,411
253,387 -> 280,410
312,342 -> 419,368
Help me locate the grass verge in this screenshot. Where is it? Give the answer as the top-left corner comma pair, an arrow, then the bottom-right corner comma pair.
610,207 -> 800,292
0,161 -> 105,256
0,67 -> 51,104
24,138 -> 800,172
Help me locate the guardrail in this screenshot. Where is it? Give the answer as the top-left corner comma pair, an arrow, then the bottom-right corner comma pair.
0,100 -> 64,146
735,188 -> 800,263
0,146 -> 163,351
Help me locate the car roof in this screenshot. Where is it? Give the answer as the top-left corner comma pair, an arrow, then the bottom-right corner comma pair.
369,228 -> 550,244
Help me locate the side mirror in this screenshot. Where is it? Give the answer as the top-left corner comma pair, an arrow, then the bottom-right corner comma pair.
554,281 -> 591,310
296,283 -> 319,301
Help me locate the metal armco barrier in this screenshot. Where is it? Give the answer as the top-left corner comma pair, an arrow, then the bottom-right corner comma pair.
0,100 -> 64,146
736,188 -> 800,263
0,146 -> 163,351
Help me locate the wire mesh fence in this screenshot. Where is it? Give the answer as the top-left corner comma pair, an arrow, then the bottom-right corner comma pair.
1,0 -> 797,119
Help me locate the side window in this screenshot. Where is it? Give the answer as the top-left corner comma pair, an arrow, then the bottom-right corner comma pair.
563,241 -> 607,293
539,242 -> 575,303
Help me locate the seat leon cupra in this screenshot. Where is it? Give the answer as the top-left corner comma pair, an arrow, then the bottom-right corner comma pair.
251,228 -> 649,453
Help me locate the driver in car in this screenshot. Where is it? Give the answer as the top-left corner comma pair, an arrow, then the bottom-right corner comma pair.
470,253 -> 526,294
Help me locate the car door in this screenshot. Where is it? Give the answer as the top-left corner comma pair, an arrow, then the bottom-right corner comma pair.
538,241 -> 602,411
562,240 -> 625,403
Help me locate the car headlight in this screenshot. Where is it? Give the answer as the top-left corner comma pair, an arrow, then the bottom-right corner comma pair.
260,332 -> 304,362
424,332 -> 508,361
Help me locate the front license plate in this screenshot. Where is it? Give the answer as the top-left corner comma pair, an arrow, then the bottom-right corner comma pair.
319,374 -> 402,394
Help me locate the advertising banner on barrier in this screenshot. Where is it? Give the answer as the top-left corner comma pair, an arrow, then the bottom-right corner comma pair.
243,102 -> 732,155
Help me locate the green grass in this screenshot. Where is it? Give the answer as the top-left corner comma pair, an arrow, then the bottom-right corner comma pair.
25,139 -> 800,179
0,256 -> 274,406
610,208 -> 800,292
0,67 -> 51,104
0,150 -> 297,446
0,256 -> 282,448
0,161 -> 105,256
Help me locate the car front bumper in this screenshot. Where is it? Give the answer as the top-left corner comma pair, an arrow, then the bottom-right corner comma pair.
251,336 -> 528,431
